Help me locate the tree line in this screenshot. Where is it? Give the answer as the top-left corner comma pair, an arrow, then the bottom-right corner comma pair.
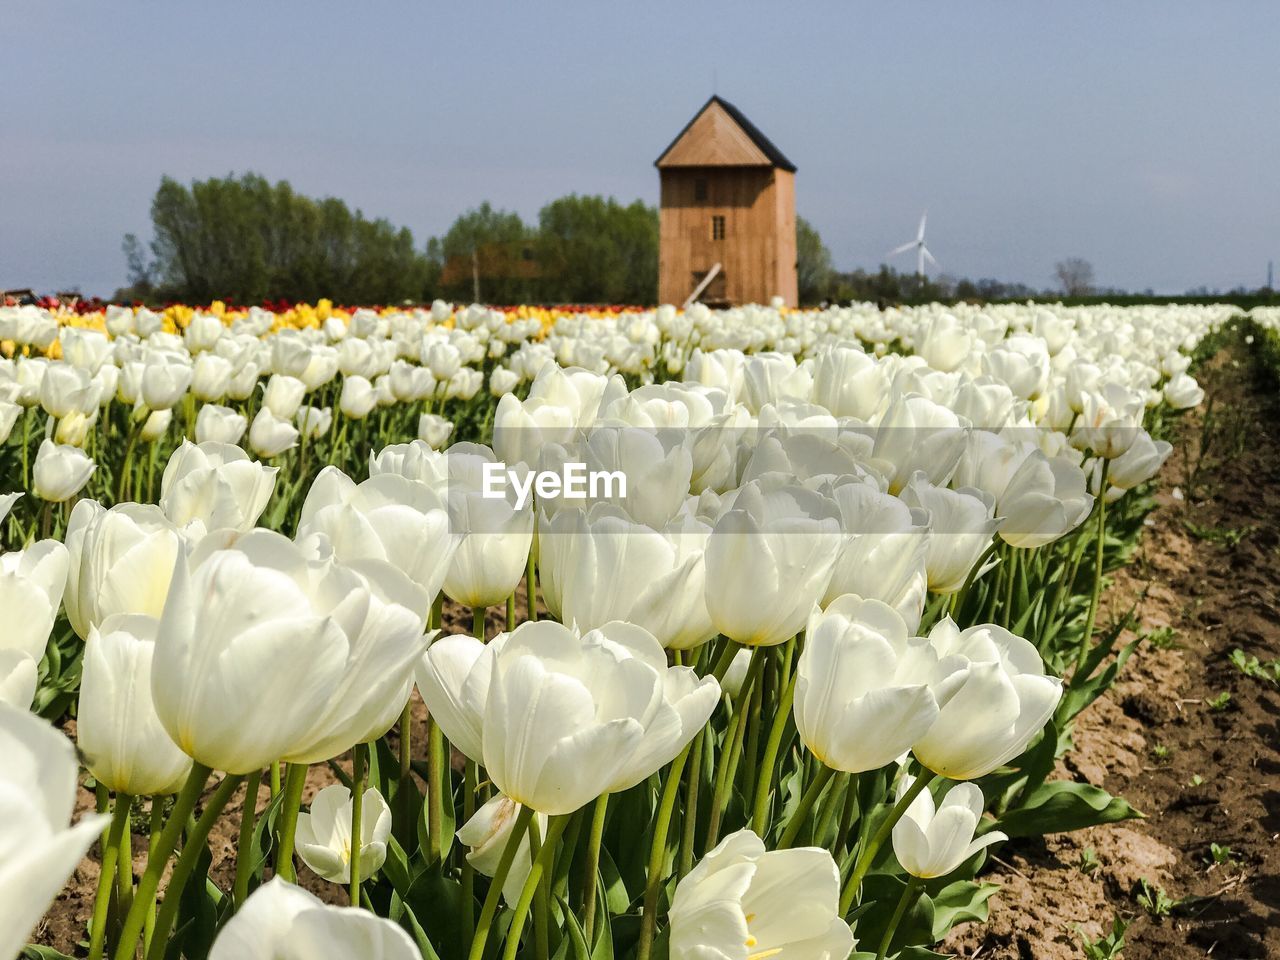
120,172 -> 1180,307
120,174 -> 660,306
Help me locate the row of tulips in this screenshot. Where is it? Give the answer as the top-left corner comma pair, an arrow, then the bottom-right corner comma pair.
0,297 -> 1229,960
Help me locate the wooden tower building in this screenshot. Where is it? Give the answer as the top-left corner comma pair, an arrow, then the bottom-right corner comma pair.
655,96 -> 798,308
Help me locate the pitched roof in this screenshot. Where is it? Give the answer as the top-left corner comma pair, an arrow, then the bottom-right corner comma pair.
655,95 -> 797,172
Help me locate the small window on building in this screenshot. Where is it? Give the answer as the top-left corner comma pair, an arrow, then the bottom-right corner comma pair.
694,177 -> 708,201
711,215 -> 726,240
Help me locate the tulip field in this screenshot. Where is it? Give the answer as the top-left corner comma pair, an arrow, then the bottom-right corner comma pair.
1,296 -> 1257,960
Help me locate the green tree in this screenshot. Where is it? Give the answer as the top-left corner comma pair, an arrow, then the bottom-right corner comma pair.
137,173 -> 432,304
796,216 -> 834,305
435,202 -> 533,304
536,195 -> 657,304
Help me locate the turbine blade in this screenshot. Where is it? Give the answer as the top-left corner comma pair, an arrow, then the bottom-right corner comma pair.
917,212 -> 927,241
922,246 -> 939,268
887,241 -> 917,258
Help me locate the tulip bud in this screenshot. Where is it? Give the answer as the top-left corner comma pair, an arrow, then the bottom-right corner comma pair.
195,404 -> 248,445
456,793 -> 547,905
892,776 -> 1007,878
78,614 -> 193,796
32,439 -> 96,502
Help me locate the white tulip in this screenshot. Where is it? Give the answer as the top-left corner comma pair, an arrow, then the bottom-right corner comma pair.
538,505 -> 716,650
248,408 -> 299,458
0,538 -> 69,663
159,440 -> 277,535
191,353 -> 234,402
63,500 -> 182,639
140,358 -> 194,410
900,474 -> 1000,594
195,403 -> 248,445
417,413 -> 453,449
669,830 -> 854,960
822,483 -> 929,631
32,439 -> 96,501
78,614 -> 193,796
912,619 -> 1062,780
892,776 -> 1007,878
208,877 -> 422,960
296,405 -> 333,440
297,467 -> 457,617
795,597 -> 939,773
482,620 -> 718,814
705,480 -> 841,647
0,706 -> 108,958
457,793 -> 547,906
296,784 -> 392,884
339,375 -> 377,419
997,452 -> 1094,549
0,649 -> 36,708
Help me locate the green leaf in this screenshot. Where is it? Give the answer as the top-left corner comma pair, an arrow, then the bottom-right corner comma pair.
20,948 -> 77,960
1058,637 -> 1141,726
928,881 -> 999,940
404,866 -> 468,960
557,894 -> 592,960
998,781 -> 1141,838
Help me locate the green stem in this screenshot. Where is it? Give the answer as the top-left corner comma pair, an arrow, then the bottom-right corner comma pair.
473,606 -> 486,642
398,700 -> 414,844
148,774 -> 245,959
143,802 -> 163,954
580,793 -> 609,941
428,717 -> 445,863
89,793 -> 133,960
274,762 -> 308,882
112,763 -> 211,960
525,552 -> 538,621
501,815 -> 571,960
349,744 -> 366,906
705,647 -> 765,849
1076,461 -> 1110,673
875,876 -> 923,960
116,805 -> 134,918
840,769 -> 937,914
233,770 -> 264,906
752,669 -> 797,835
528,819 -> 549,960
468,806 -> 535,960
777,763 -> 836,849
506,592 -> 516,630
637,740 -> 695,960
1002,547 -> 1019,628
462,760 -> 478,947
677,726 -> 705,880
951,539 -> 999,621
270,761 -> 281,799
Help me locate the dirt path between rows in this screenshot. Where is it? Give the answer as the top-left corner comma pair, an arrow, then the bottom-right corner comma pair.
949,336 -> 1280,959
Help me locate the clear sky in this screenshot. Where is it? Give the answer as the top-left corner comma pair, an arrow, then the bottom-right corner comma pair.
4,1 -> 1277,297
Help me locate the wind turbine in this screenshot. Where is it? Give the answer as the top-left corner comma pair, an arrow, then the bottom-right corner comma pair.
887,212 -> 938,277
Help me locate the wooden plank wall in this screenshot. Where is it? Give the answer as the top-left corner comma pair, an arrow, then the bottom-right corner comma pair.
659,166 -> 798,307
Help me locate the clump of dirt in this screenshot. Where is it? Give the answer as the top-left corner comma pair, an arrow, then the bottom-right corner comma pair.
947,341 -> 1280,959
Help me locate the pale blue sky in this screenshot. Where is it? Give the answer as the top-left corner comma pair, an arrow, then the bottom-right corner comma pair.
3,1 -> 1277,296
